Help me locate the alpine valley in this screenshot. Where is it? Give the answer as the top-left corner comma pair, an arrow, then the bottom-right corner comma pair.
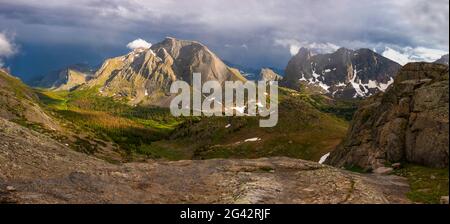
0,36 -> 448,204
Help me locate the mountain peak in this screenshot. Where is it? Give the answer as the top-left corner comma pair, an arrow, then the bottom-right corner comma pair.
336,47 -> 354,54
282,46 -> 401,99
84,37 -> 245,106
162,36 -> 178,45
296,47 -> 311,57
356,48 -> 374,54
160,36 -> 204,47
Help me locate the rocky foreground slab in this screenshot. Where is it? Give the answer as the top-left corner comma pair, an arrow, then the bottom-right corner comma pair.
0,118 -> 409,204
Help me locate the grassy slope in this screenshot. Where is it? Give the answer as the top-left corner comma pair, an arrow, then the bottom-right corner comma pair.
38,86 -> 351,162
152,87 -> 350,162
0,70 -> 60,131
394,164 -> 449,204
0,70 -> 38,117
0,70 -> 34,99
37,87 -> 184,160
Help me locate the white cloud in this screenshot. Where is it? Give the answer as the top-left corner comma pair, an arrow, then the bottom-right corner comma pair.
126,38 -> 152,50
289,45 -> 300,56
382,47 -> 411,65
223,43 -> 249,50
0,32 -> 17,67
274,39 -> 340,56
274,39 -> 300,55
382,46 -> 448,65
304,42 -> 340,55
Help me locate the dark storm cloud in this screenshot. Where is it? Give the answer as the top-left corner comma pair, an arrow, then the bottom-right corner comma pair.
0,0 -> 448,75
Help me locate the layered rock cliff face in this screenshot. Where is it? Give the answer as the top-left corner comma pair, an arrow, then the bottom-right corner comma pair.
282,48 -> 401,99
326,63 -> 449,169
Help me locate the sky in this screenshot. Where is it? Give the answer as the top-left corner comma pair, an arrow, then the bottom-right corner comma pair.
0,0 -> 448,81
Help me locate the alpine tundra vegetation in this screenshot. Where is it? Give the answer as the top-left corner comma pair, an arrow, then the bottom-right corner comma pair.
0,0 -> 448,205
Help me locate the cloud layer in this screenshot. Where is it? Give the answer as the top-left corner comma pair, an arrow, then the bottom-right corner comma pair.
0,32 -> 17,67
382,46 -> 448,65
0,0 -> 448,75
274,39 -> 341,56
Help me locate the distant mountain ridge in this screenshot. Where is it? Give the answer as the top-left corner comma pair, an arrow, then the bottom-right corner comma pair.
281,47 -> 402,99
223,61 -> 260,80
223,61 -> 284,81
435,54 -> 449,65
35,63 -> 95,90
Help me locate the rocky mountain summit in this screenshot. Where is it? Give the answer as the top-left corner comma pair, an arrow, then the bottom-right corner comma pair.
326,62 -> 449,170
86,37 -> 245,106
0,117 -> 409,204
282,48 -> 401,99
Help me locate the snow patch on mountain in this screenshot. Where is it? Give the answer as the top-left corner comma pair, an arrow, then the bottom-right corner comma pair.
319,153 -> 330,164
297,64 -> 334,93
378,77 -> 394,91
350,68 -> 367,97
349,67 -> 394,98
299,64 -> 395,98
244,137 -> 261,142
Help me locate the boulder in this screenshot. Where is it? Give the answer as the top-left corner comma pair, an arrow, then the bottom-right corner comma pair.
391,163 -> 402,169
373,167 -> 394,175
